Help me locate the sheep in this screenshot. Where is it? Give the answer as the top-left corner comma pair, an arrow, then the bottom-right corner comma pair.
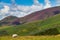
12,34 -> 18,38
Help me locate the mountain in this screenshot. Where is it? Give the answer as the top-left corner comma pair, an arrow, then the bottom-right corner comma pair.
20,6 -> 60,23
0,14 -> 60,36
0,16 -> 20,26
0,6 -> 60,26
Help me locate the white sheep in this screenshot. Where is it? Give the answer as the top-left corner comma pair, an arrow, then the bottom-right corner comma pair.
12,34 -> 18,38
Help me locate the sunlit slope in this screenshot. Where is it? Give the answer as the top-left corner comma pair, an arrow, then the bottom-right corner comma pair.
0,14 -> 60,36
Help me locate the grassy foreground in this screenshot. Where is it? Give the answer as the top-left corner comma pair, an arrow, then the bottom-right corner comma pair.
0,35 -> 60,40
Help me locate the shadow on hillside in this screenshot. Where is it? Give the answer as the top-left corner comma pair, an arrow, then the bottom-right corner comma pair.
0,30 -> 9,36
33,28 -> 60,36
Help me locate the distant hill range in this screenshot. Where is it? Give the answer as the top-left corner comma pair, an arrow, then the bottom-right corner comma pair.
0,6 -> 60,26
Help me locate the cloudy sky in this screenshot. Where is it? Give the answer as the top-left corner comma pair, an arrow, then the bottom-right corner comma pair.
0,0 -> 60,20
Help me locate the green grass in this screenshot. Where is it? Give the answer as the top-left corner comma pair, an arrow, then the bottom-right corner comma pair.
0,35 -> 60,40
0,14 -> 60,36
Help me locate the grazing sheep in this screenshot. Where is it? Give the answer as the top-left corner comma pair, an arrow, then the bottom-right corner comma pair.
12,34 -> 18,38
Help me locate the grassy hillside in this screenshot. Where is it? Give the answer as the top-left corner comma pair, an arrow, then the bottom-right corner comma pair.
0,14 -> 60,36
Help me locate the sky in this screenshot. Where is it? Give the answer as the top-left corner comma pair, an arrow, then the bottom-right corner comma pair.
0,0 -> 60,20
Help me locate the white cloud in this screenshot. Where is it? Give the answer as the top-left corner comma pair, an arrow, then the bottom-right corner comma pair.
17,5 -> 31,13
56,0 -> 60,6
9,4 -> 43,17
0,5 -> 10,19
44,0 -> 51,9
0,5 -> 10,13
30,4 -> 43,12
34,0 -> 40,5
0,0 -> 53,20
8,0 -> 43,17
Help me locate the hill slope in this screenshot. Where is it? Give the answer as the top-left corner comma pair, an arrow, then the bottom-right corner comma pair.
0,14 -> 60,36
0,16 -> 20,26
20,6 -> 60,23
